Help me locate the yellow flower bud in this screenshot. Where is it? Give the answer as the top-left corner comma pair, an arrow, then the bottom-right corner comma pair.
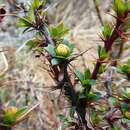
125,111 -> 130,119
127,92 -> 130,98
4,106 -> 18,114
56,44 -> 70,57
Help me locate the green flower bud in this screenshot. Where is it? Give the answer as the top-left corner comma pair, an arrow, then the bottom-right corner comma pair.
125,111 -> 130,119
56,44 -> 71,57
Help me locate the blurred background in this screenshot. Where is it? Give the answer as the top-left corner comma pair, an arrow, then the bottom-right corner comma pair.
0,0 -> 112,130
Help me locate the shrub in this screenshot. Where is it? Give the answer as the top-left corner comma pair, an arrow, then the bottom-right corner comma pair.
1,0 -> 130,129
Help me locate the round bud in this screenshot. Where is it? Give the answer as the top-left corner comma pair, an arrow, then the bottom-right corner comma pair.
125,111 -> 130,119
56,44 -> 70,57
4,106 -> 18,114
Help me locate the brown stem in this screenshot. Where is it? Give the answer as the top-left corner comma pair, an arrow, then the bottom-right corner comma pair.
0,126 -> 11,130
105,21 -> 122,51
91,61 -> 101,79
91,18 -> 124,79
62,62 -> 77,106
62,62 -> 92,130
117,40 -> 125,58
93,0 -> 103,26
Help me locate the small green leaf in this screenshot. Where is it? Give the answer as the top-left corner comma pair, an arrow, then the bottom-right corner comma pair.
62,38 -> 75,53
44,44 -> 56,56
50,22 -> 69,39
82,79 -> 96,86
113,127 -> 121,130
127,59 -> 130,65
89,80 -> 96,86
50,27 -> 58,37
126,1 -> 130,11
51,58 -> 59,65
98,64 -> 106,74
32,0 -> 40,9
108,97 -> 118,106
91,112 -> 101,124
120,64 -> 130,74
15,107 -> 27,118
102,23 -> 112,39
79,92 -> 101,101
26,38 -> 39,51
84,69 -> 91,79
87,92 -> 95,99
75,69 -> 84,82
58,114 -> 67,122
98,45 -> 108,59
122,90 -> 130,99
121,102 -> 129,111
82,80 -> 90,86
44,25 -> 52,37
113,0 -> 127,16
18,17 -> 33,28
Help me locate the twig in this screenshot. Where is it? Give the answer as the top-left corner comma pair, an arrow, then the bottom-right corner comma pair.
93,0 -> 103,26
13,103 -> 40,125
91,13 -> 129,79
69,47 -> 93,61
62,62 -> 93,130
0,52 -> 8,76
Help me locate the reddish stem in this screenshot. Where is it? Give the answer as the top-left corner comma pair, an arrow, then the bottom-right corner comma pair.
91,61 -> 101,79
91,15 -> 127,79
